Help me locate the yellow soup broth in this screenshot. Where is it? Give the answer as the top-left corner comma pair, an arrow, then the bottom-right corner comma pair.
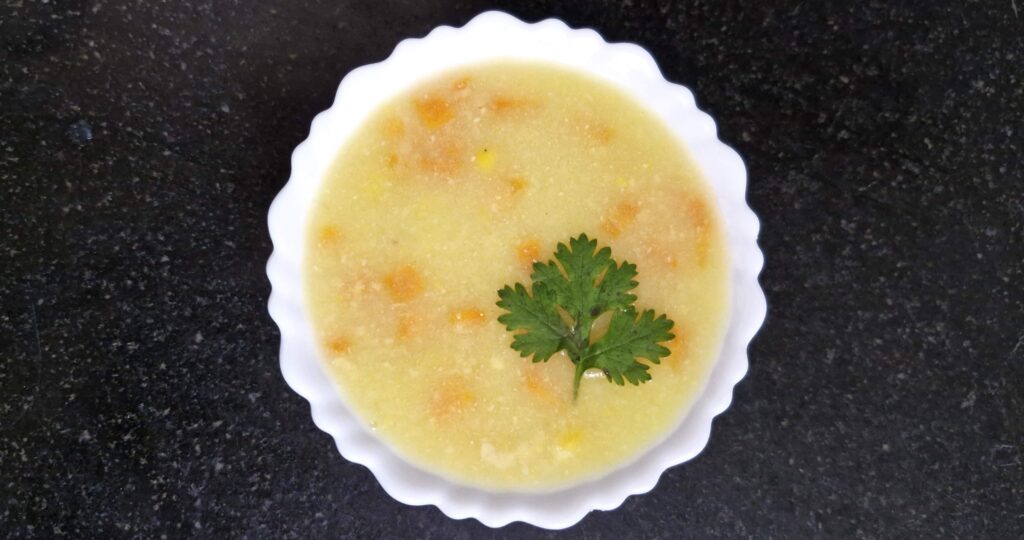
304,62 -> 730,489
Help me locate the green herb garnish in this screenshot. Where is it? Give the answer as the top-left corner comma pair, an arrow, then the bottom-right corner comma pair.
496,234 -> 675,399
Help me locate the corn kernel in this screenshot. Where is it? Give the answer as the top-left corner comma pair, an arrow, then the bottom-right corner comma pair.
558,429 -> 583,452
475,148 -> 495,171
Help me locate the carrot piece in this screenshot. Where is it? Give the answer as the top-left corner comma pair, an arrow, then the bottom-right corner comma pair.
600,201 -> 640,238
682,193 -> 712,267
522,362 -> 570,406
325,336 -> 351,355
318,226 -> 341,245
516,239 -> 540,269
382,116 -> 405,139
449,308 -> 487,325
414,96 -> 454,128
578,120 -> 614,143
524,371 -> 553,401
490,95 -> 532,113
415,139 -> 462,175
666,327 -> 688,371
383,265 -> 425,302
508,177 -> 527,195
431,376 -> 475,419
396,314 -> 418,341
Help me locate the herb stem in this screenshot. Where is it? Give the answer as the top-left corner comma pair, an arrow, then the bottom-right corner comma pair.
572,356 -> 587,400
567,323 -> 589,401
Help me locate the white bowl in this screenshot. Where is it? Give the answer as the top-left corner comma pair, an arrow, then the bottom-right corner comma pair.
267,10 -> 766,529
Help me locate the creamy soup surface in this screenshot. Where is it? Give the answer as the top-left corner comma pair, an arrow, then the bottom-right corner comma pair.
304,62 -> 730,489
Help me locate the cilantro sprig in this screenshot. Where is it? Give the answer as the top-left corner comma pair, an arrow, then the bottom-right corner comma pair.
496,234 -> 675,399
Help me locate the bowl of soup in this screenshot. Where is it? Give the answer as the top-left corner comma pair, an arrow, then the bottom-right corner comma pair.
267,11 -> 765,529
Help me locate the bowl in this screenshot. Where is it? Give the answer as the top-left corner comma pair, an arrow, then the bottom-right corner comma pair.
266,10 -> 765,529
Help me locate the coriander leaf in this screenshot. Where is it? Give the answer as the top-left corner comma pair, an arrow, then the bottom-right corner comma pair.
594,259 -> 638,313
529,236 -> 604,327
495,233 -> 677,399
526,234 -> 636,345
496,282 -> 568,362
583,307 -> 674,386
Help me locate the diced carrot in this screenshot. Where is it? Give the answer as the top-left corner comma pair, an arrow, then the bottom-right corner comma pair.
578,121 -> 614,144
682,193 -> 710,228
325,336 -> 351,355
490,95 -> 532,113
666,327 -> 687,371
382,116 -> 405,139
339,269 -> 375,299
383,265 -> 425,302
416,139 -> 462,175
694,233 -> 711,268
653,242 -> 680,269
508,176 -> 527,195
524,371 -> 554,402
449,308 -> 487,325
431,376 -> 475,419
396,313 -> 418,341
318,225 -> 341,245
681,193 -> 712,267
414,95 -> 454,128
521,361 -> 571,406
593,125 -> 614,143
600,201 -> 640,238
516,239 -> 540,269
483,177 -> 528,213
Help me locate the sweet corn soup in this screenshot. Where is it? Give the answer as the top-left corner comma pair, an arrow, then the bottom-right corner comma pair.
304,62 -> 730,489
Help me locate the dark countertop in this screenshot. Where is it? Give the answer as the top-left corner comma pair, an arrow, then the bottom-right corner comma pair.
2,1 -> 1022,538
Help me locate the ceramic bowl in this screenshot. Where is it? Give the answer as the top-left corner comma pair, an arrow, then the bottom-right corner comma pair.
266,10 -> 766,529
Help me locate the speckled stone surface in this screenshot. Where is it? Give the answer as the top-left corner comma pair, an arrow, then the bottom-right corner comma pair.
2,1 -> 1022,538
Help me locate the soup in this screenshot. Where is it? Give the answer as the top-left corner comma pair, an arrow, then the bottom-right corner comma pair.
304,62 -> 730,489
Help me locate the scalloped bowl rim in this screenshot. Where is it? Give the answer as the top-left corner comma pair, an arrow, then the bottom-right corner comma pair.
266,10 -> 766,529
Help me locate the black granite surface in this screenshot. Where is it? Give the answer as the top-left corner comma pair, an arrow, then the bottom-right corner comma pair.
2,0 -> 1023,538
